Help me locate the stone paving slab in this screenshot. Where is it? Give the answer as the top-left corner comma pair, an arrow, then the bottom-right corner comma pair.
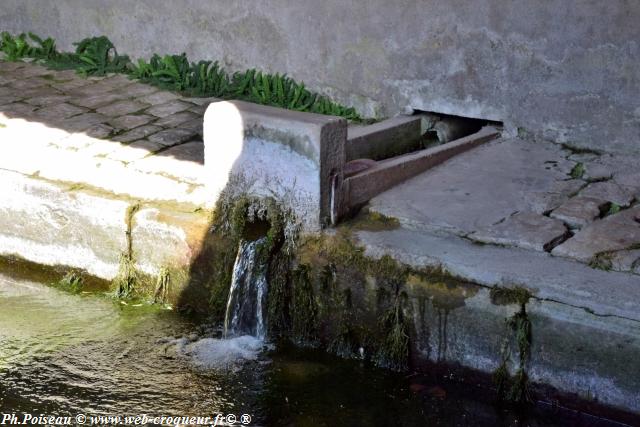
552,206 -> 640,263
550,196 -> 606,229
469,211 -> 568,252
369,136 -> 640,271
0,59 -> 210,207
369,138 -> 578,235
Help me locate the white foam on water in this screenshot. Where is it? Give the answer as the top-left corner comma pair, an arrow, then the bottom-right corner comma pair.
181,336 -> 265,370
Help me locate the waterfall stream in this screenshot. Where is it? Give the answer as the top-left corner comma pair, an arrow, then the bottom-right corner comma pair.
224,237 -> 269,340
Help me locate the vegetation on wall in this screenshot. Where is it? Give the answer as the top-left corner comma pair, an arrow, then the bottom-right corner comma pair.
0,31 -> 362,121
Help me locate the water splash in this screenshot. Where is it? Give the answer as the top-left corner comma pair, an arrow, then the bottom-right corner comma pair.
224,238 -> 269,339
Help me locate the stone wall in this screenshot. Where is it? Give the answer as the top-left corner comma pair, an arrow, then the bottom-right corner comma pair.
1,1 -> 639,153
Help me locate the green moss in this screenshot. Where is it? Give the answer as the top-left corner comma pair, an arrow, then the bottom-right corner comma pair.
291,264 -> 319,346
54,270 -> 84,294
374,293 -> 409,371
570,162 -> 585,179
492,285 -> 533,405
345,210 -> 401,232
266,251 -> 292,339
490,286 -> 532,307
589,252 -> 613,271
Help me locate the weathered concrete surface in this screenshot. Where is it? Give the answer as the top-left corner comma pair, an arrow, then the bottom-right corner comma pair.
2,0 -> 639,154
369,138 -> 577,236
356,228 -> 640,321
203,100 -> 347,230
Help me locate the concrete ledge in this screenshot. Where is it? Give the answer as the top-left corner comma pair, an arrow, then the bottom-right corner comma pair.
203,101 -> 347,229
346,115 -> 422,161
342,126 -> 500,210
356,227 -> 640,412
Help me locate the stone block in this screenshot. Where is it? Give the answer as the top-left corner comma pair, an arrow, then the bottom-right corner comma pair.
579,181 -> 635,207
113,125 -> 163,143
0,169 -> 129,279
130,207 -> 210,276
203,100 -> 347,230
550,196 -> 606,229
552,206 -> 640,262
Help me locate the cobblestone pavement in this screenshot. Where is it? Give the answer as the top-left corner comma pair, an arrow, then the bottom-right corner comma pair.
0,60 -> 215,207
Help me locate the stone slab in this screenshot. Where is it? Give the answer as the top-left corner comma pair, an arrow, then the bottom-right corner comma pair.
355,227 -> 640,321
130,207 -> 210,276
368,138 -> 573,236
146,100 -> 192,118
469,211 -> 568,252
203,100 -> 347,230
552,206 -> 640,262
0,169 -> 129,279
550,196 -> 606,229
579,181 -> 636,207
96,100 -> 149,117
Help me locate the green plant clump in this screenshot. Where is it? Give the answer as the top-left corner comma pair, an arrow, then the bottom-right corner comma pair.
55,270 -> 84,294
0,31 -> 362,121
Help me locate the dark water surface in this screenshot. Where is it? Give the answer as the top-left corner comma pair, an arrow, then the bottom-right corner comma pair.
0,275 -> 626,426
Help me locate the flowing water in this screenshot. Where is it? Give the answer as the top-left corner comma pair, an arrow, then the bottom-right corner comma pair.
224,238 -> 269,339
0,271 -> 628,426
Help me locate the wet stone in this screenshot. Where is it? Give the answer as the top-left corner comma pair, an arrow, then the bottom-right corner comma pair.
114,125 -> 163,144
96,100 -> 149,117
469,211 -> 568,252
147,100 -> 192,118
552,206 -> 640,262
579,181 -> 635,207
550,196 -> 607,229
147,128 -> 197,147
108,114 -> 155,131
